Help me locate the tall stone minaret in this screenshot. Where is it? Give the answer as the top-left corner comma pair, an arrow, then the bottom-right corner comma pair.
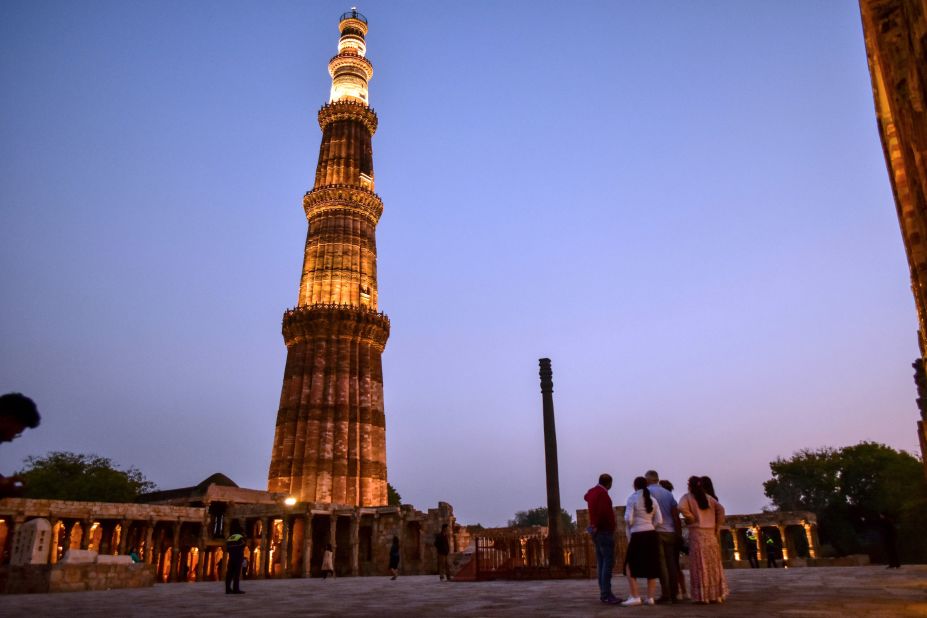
268,8 -> 389,506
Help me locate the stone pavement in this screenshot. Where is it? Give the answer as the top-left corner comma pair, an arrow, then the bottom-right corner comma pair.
2,565 -> 925,617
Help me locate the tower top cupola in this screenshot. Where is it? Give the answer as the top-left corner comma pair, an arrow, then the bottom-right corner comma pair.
329,8 -> 373,104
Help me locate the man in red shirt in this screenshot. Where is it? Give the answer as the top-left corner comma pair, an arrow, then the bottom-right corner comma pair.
585,473 -> 619,604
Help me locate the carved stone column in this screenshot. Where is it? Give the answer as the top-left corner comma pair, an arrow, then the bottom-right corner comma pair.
777,525 -> 790,561
79,519 -> 92,550
329,515 -> 338,572
117,519 -> 130,555
806,524 -> 820,559
168,522 -> 182,582
60,519 -> 74,557
99,521 -> 115,555
303,515 -> 314,578
279,517 -> 291,577
259,517 -> 270,578
730,527 -> 742,561
48,518 -> 61,564
144,521 -> 155,564
195,518 -> 210,582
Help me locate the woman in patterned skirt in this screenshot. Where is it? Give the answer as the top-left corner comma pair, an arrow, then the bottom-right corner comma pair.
678,476 -> 729,604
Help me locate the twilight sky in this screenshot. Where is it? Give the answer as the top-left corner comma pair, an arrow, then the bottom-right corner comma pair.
0,1 -> 920,526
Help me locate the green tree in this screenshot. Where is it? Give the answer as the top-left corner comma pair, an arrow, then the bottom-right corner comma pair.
764,442 -> 926,561
387,482 -> 401,506
508,507 -> 576,533
16,451 -> 156,503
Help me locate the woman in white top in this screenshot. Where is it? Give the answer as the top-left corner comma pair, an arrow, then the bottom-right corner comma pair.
621,476 -> 663,606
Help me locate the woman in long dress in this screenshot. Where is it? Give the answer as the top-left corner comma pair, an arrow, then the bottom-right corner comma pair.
621,476 -> 663,606
321,543 -> 335,579
679,476 -> 729,603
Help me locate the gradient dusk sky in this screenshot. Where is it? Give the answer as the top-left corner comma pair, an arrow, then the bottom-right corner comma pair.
1,1 -> 920,526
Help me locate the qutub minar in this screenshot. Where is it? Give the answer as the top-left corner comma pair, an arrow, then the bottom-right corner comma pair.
267,8 -> 390,506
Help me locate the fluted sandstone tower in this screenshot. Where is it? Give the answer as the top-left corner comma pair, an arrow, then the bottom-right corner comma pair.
268,9 -> 389,506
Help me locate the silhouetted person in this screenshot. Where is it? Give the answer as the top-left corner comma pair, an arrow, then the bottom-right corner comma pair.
879,513 -> 901,568
645,470 -> 679,604
764,532 -> 779,568
745,527 -> 759,568
435,523 -> 452,581
389,535 -> 400,579
322,543 -> 335,579
658,479 -> 688,600
0,393 -> 40,497
225,533 -> 246,594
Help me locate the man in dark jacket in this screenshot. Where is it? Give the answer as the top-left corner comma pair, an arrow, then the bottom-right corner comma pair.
585,473 -> 619,604
225,533 -> 246,594
746,527 -> 759,568
435,523 -> 452,581
764,532 -> 780,568
0,393 -> 41,498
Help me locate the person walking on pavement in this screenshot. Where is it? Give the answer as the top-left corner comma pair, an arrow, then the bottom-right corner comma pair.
765,532 -> 780,568
435,524 -> 452,581
224,533 -> 246,594
746,527 -> 760,568
322,543 -> 335,579
389,535 -> 401,579
878,512 -> 901,568
584,473 -> 620,605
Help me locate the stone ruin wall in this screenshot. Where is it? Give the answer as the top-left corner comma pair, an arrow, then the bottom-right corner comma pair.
0,495 -> 463,586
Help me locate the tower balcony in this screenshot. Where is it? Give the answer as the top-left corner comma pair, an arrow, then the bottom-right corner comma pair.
339,9 -> 367,24
318,100 -> 378,134
303,184 -> 384,224
328,52 -> 373,80
282,303 -> 390,350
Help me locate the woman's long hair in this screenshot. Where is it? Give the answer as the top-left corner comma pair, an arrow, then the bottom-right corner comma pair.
688,475 -> 709,510
391,536 -> 399,550
701,475 -> 717,500
634,476 -> 653,513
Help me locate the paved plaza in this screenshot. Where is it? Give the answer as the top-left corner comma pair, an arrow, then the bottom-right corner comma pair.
2,565 -> 926,617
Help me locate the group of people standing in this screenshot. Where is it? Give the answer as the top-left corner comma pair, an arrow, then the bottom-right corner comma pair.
585,470 -> 729,606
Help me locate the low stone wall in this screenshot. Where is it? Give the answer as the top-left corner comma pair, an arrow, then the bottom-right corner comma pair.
1,563 -> 155,594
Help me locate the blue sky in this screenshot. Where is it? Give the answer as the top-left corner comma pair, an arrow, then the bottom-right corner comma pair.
1,1 -> 919,526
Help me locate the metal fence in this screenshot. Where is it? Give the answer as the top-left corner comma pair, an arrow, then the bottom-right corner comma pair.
471,531 -> 594,579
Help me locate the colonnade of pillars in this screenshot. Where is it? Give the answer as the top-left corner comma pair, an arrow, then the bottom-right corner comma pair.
228,512 -> 366,579
0,510 -> 431,581
224,512 -> 429,579
723,523 -> 819,564
0,514 -> 206,583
